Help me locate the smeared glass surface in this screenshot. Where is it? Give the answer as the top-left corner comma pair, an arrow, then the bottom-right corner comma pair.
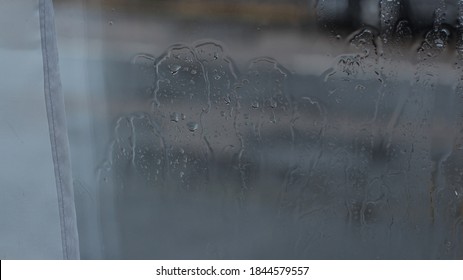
56,0 -> 463,259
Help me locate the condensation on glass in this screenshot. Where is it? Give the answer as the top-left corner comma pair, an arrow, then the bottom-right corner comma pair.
55,0 -> 463,259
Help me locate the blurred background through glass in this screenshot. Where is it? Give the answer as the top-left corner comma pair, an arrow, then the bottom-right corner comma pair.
54,0 -> 463,259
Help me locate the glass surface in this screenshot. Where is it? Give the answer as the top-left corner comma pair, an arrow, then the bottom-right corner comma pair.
55,0 -> 463,259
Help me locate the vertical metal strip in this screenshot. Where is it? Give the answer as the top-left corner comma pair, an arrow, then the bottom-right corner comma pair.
39,0 -> 80,259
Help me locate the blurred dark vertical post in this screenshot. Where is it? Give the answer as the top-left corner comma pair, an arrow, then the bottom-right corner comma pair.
380,0 -> 400,39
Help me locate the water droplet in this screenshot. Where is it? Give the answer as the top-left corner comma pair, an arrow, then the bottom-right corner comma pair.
186,122 -> 198,132
169,64 -> 181,75
355,84 -> 366,91
251,101 -> 260,109
191,69 -> 197,75
180,171 -> 185,178
108,20 -> 114,25
434,38 -> 444,48
170,112 -> 180,122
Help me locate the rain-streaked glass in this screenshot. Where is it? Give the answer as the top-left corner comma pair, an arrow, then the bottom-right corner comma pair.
55,0 -> 463,259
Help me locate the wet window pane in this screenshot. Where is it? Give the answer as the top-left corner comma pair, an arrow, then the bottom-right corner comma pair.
55,0 -> 463,259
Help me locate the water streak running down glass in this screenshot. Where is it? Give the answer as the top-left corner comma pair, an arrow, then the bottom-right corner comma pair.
55,0 -> 463,259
